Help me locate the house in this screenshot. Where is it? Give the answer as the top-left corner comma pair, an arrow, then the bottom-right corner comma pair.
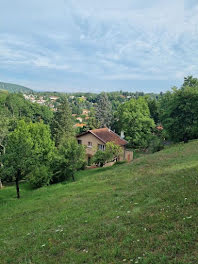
82,109 -> 90,116
77,128 -> 133,164
76,117 -> 83,123
49,96 -> 59,101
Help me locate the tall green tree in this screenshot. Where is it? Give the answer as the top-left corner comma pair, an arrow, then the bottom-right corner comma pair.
1,121 -> 33,198
0,111 -> 10,188
52,96 -> 74,146
146,97 -> 159,124
95,93 -> 113,128
182,75 -> 198,88
115,97 -> 155,148
52,137 -> 85,182
159,81 -> 198,142
1,120 -> 55,198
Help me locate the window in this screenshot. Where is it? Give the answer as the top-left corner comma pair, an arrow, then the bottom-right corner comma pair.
88,142 -> 92,148
78,140 -> 82,144
98,144 -> 105,151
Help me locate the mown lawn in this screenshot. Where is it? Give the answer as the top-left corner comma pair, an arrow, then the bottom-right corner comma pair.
0,141 -> 198,264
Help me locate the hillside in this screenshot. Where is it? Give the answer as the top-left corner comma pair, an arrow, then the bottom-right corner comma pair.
1,141 -> 198,264
0,82 -> 33,93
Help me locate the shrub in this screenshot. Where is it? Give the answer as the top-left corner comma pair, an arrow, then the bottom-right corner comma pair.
93,142 -> 123,167
28,166 -> 52,188
149,135 -> 164,153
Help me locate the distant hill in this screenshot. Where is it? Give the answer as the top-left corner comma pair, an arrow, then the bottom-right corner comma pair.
0,82 -> 33,94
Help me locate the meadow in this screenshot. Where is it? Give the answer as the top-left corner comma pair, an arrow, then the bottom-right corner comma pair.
1,141 -> 198,264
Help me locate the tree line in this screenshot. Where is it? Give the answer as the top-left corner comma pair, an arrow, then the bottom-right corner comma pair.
1,76 -> 198,197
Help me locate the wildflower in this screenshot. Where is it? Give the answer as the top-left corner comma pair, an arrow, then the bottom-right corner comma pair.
41,244 -> 46,247
116,216 -> 120,219
123,259 -> 127,262
127,211 -> 131,213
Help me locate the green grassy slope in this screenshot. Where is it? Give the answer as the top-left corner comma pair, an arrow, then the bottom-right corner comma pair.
1,141 -> 198,264
0,82 -> 33,93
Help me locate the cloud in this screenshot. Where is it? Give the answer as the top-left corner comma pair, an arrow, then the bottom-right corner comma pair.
0,0 -> 198,92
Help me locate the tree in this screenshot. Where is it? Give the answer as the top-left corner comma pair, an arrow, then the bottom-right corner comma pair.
182,76 -> 198,88
146,97 -> 159,124
52,137 -> 86,183
159,82 -> 198,142
26,122 -> 55,187
51,96 -> 74,146
0,111 -> 10,189
1,120 -> 55,198
86,107 -> 100,130
93,142 -> 123,167
1,121 -> 33,198
95,93 -> 113,128
115,97 -> 155,148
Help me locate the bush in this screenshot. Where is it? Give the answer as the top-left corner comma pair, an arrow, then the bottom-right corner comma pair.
149,135 -> 164,153
51,137 -> 86,183
93,142 -> 123,167
28,166 -> 52,188
93,150 -> 109,167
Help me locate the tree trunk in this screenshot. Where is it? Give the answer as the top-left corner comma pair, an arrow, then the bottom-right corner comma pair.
16,171 -> 20,199
0,178 -> 2,189
71,172 -> 75,181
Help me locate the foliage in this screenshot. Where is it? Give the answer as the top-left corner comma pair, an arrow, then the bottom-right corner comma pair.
52,96 -> 74,146
182,75 -> 198,88
93,142 -> 123,167
28,166 -> 52,188
146,97 -> 160,124
0,82 -> 33,93
105,141 -> 123,159
115,97 -> 155,148
86,108 -> 100,130
1,120 -> 55,197
148,135 -> 164,153
0,92 -> 53,124
95,93 -> 113,128
93,150 -> 109,167
159,79 -> 198,142
52,137 -> 86,183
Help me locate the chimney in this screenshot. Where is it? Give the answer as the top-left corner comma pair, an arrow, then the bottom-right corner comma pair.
120,131 -> 125,139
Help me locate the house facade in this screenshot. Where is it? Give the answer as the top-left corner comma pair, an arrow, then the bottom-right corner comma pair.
77,128 -> 133,164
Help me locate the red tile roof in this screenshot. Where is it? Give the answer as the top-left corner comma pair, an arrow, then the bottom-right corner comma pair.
77,128 -> 127,146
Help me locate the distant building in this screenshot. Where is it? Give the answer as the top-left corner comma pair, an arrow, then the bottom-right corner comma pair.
82,109 -> 90,116
76,117 -> 83,123
49,96 -> 59,101
156,125 -> 163,130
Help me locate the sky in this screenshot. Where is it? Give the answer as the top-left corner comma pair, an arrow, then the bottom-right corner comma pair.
0,0 -> 198,93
